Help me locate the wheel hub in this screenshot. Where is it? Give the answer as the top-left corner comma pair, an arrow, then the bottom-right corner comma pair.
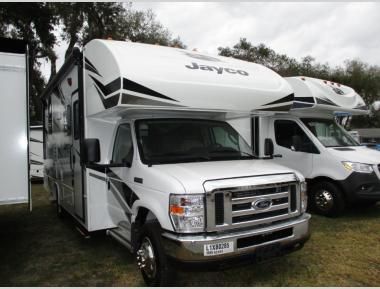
136,237 -> 157,278
315,190 -> 334,211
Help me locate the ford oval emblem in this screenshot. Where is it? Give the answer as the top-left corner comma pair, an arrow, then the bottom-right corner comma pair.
252,199 -> 272,210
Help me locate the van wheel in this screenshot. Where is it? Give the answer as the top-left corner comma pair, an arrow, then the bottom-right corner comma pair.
310,181 -> 345,217
136,221 -> 176,286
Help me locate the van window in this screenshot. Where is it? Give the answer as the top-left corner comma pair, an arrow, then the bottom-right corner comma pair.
274,120 -> 319,154
301,118 -> 359,147
112,124 -> 134,165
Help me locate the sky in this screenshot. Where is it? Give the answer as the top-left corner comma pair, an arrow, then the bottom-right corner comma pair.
42,2 -> 380,79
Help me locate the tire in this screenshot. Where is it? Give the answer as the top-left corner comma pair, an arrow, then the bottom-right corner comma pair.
55,185 -> 63,218
136,221 -> 176,286
309,181 -> 345,217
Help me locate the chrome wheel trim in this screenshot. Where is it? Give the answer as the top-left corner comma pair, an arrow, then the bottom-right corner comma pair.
315,190 -> 334,211
136,237 -> 157,279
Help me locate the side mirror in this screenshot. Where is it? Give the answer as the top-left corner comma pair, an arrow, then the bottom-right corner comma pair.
84,138 -> 100,163
264,138 -> 274,157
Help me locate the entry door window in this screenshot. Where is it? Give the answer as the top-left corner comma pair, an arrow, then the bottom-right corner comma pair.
112,124 -> 134,165
274,120 -> 318,153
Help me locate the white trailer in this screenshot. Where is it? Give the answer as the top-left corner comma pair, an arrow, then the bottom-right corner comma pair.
30,125 -> 44,180
42,39 -> 310,286
238,77 -> 380,216
0,38 -> 31,208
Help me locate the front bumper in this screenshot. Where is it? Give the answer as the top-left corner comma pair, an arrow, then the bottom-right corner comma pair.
161,213 -> 310,263
337,171 -> 380,202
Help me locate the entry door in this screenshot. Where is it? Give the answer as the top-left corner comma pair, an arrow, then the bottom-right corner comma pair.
71,93 -> 84,219
271,119 -> 316,177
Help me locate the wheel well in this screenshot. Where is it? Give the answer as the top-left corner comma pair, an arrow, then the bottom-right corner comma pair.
132,207 -> 159,252
307,176 -> 346,199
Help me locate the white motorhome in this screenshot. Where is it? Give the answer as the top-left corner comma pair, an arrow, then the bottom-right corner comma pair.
42,39 -> 310,286
30,125 -> 44,180
0,38 -> 31,208
242,77 -> 380,217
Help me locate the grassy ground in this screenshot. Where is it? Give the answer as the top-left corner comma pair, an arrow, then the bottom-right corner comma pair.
0,184 -> 379,286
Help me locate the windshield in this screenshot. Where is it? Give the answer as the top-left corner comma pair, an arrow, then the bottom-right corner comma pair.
135,118 -> 254,164
301,118 -> 359,147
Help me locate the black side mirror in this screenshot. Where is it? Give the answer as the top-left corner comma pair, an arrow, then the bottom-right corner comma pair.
84,138 -> 100,163
264,138 -> 274,157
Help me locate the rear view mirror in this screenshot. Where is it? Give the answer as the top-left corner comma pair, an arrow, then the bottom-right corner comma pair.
264,138 -> 274,157
84,138 -> 100,163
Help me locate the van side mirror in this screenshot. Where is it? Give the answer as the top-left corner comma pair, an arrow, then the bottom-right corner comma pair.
264,138 -> 274,157
84,138 -> 100,163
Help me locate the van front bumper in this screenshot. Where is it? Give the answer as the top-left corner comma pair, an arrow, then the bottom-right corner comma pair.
161,213 -> 310,263
338,171 -> 380,202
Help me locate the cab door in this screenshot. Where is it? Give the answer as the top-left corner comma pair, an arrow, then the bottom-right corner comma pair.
271,118 -> 318,177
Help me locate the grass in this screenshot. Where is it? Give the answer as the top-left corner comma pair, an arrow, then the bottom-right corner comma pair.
0,184 -> 379,286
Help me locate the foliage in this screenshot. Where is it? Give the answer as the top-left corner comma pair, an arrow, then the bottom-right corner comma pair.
218,38 -> 380,128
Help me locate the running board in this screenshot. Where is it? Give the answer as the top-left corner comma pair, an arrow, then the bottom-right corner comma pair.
107,226 -> 132,251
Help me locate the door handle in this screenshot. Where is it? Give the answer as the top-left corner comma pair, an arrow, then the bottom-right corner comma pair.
273,154 -> 282,158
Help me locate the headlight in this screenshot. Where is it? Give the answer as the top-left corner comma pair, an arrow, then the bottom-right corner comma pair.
169,194 -> 205,233
300,182 -> 308,213
342,161 -> 373,174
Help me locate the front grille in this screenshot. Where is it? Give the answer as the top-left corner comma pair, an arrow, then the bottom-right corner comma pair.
206,179 -> 300,232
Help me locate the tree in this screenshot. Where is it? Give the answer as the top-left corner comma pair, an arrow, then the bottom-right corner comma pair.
0,3 -> 57,123
55,3 -> 185,62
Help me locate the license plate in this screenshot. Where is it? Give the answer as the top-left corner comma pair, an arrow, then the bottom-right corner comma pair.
204,241 -> 234,256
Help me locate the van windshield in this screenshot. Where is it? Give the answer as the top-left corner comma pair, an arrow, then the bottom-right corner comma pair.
301,118 -> 359,147
135,119 -> 254,164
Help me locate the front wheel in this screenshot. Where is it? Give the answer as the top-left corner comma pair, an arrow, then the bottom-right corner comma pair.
136,221 -> 176,286
309,181 -> 345,217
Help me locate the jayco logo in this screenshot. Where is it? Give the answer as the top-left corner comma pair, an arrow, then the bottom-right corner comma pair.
185,62 -> 249,76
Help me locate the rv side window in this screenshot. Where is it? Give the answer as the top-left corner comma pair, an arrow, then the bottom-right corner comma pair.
73,101 -> 80,140
274,120 -> 319,154
112,124 -> 134,165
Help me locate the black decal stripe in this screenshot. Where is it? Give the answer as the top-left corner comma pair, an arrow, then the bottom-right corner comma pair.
94,86 -> 120,109
90,75 -> 121,96
71,88 -> 79,96
121,93 -> 184,107
89,173 -> 106,182
85,57 -> 102,77
295,96 -> 315,103
109,184 -> 130,212
316,98 -> 337,106
109,179 -> 140,208
292,102 -> 314,109
87,166 -> 106,174
263,93 -> 294,106
30,160 -> 44,165
123,78 -> 178,102
259,104 -> 293,112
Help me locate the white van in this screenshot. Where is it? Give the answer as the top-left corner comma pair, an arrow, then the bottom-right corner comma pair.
243,77 -> 380,217
42,39 -> 310,286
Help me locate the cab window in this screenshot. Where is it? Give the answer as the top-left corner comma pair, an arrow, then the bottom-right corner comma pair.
274,120 -> 319,154
112,124 -> 134,165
